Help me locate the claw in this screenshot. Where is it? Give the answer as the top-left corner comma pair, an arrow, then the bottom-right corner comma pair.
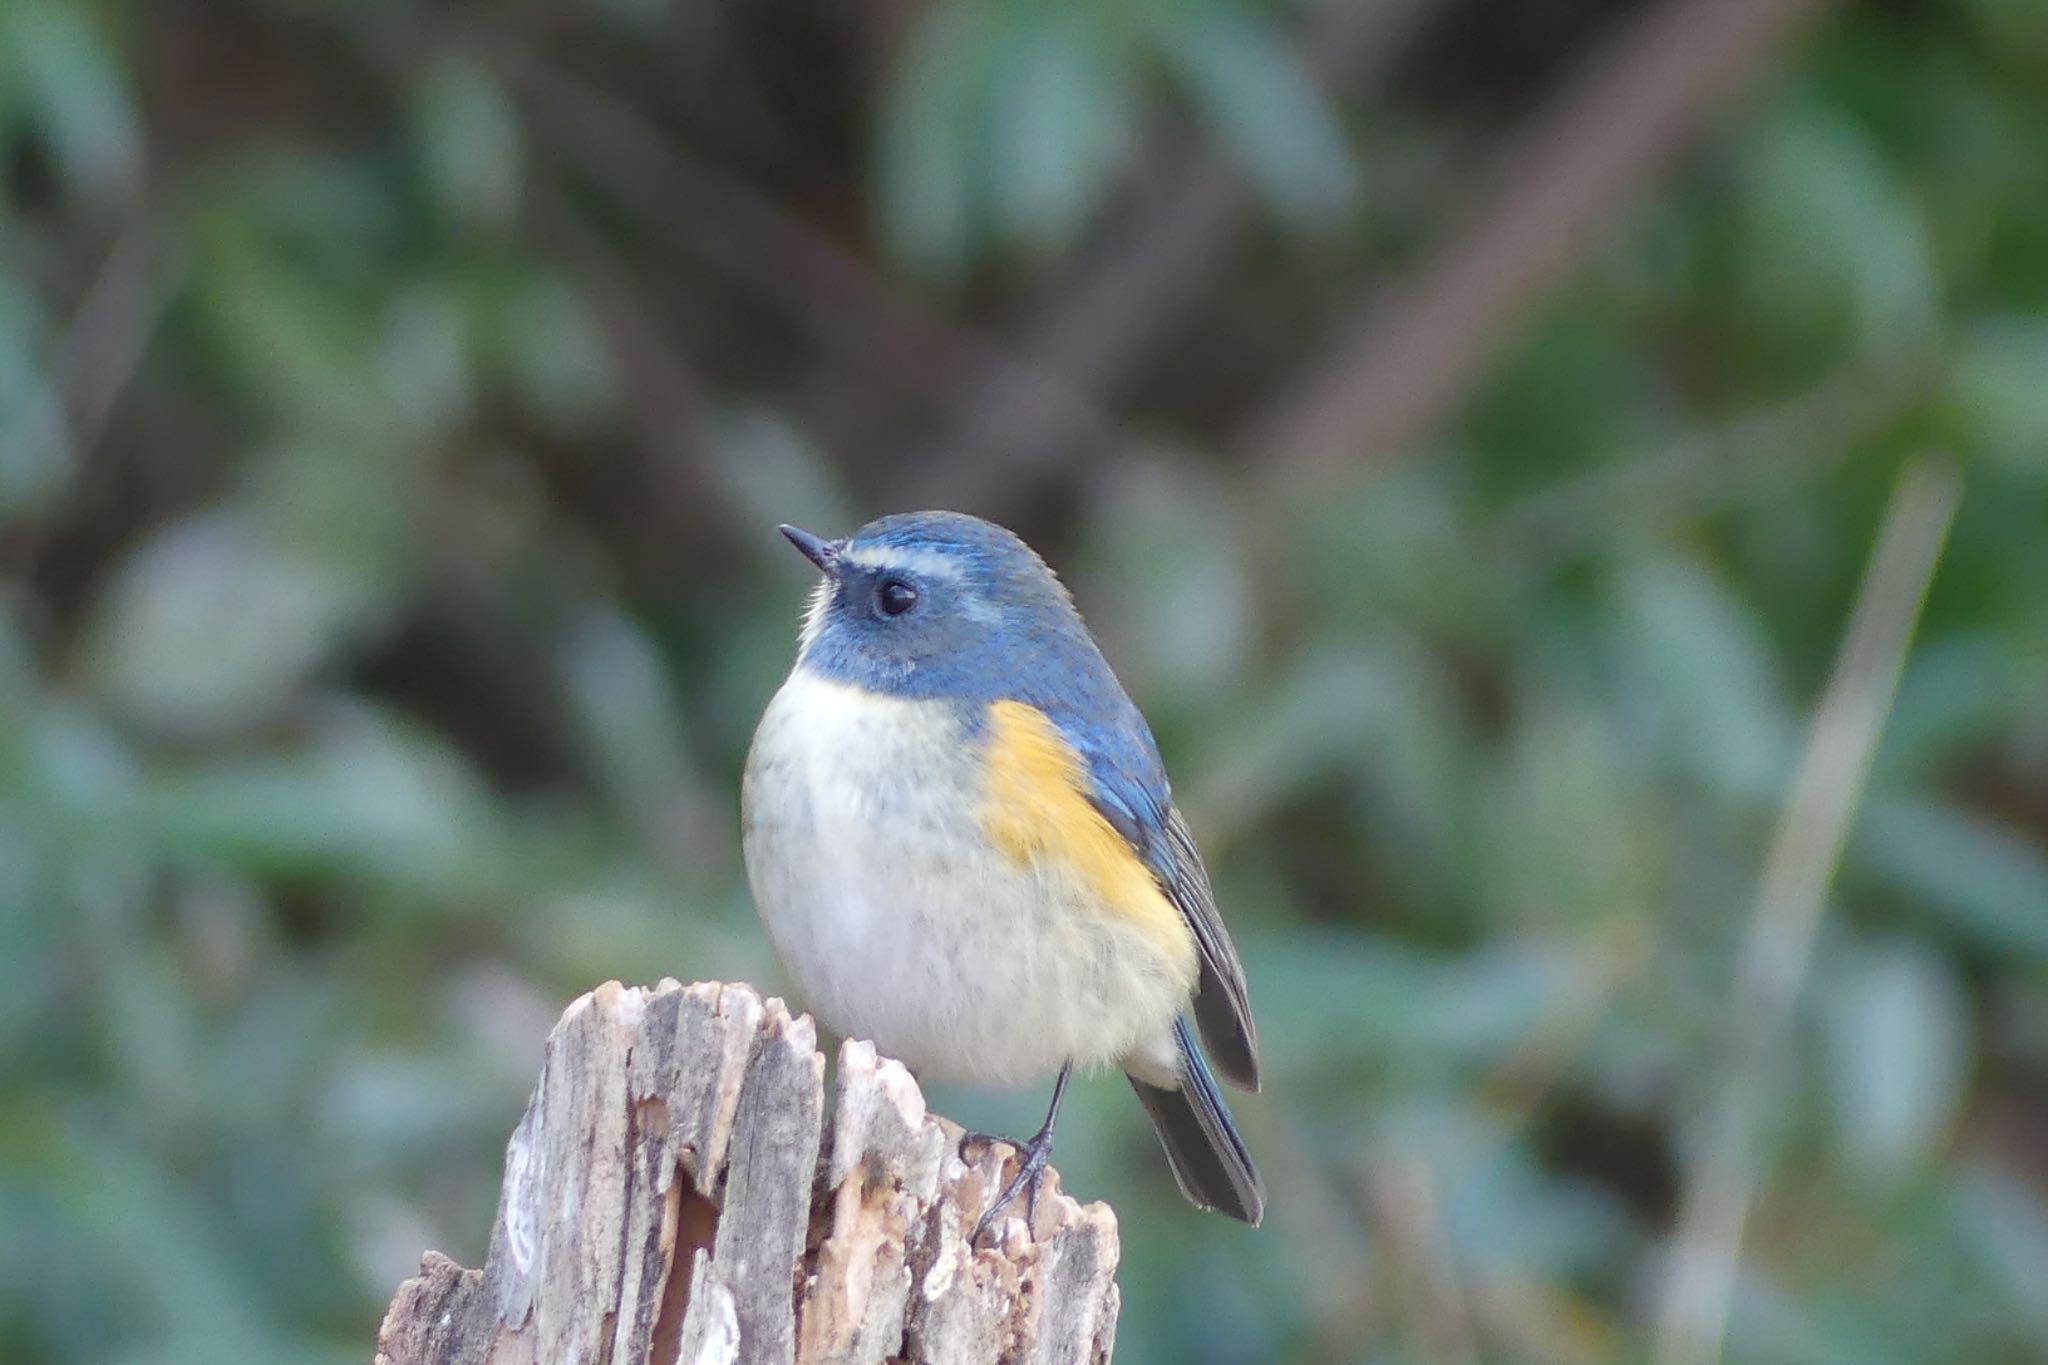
972,1130 -> 1054,1241
967,1063 -> 1073,1244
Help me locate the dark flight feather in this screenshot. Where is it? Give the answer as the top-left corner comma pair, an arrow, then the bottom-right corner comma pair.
1127,1016 -> 1264,1224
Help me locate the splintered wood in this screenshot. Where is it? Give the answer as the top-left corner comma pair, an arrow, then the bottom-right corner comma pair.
373,980 -> 1121,1365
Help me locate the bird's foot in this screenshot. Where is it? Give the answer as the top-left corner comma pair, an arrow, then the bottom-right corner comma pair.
963,1063 -> 1072,1243
967,1123 -> 1056,1243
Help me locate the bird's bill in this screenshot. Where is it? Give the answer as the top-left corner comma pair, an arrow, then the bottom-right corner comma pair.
778,525 -> 840,573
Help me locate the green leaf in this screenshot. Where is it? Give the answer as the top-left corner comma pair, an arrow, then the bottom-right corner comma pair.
1081,454 -> 1253,710
877,4 -> 996,275
1880,632 -> 2020,782
1732,104 -> 1940,373
1943,315 -> 2048,484
186,213 -> 387,438
379,285 -> 473,438
988,10 -> 1134,255
0,268 -> 71,520
1853,796 -> 2048,960
492,274 -> 617,430
1953,1168 -> 2048,1345
1410,1105 -> 1629,1280
1,0 -> 142,203
1295,464 -> 1490,639
1156,8 -> 1360,226
1243,929 -> 1583,1076
1608,550 -> 1794,801
142,706 -> 509,898
1475,702 -> 1663,933
24,1120 -> 284,1358
557,608 -> 699,821
1185,638 -> 1468,892
77,511 -> 380,741
710,407 -> 855,548
1961,0 -> 2048,54
1819,934 -> 1972,1179
411,56 -> 522,228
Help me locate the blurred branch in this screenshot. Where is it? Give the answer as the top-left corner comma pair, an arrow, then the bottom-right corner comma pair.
1242,0 -> 1840,495
1489,349 -> 1934,567
516,67 -> 1119,465
4,217 -> 171,592
58,217 -> 172,454
375,980 -> 1121,1365
900,0 -> 1444,511
524,177 -> 752,578
1468,1281 -> 1611,1365
1651,458 -> 1960,1365
1363,1153 -> 1480,1365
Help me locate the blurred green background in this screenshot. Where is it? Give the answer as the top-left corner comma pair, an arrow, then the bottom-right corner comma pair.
4,0 -> 2047,1360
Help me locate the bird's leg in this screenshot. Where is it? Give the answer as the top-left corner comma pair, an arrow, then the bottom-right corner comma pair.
969,1063 -> 1073,1241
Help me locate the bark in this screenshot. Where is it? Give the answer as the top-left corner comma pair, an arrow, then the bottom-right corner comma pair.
373,980 -> 1120,1365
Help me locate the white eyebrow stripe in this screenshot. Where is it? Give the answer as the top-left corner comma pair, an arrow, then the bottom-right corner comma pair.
839,544 -> 965,579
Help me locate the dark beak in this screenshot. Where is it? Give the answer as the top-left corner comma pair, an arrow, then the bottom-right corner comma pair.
778,524 -> 839,574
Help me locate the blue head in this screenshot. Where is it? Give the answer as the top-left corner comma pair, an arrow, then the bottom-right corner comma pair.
777,511 -> 1120,714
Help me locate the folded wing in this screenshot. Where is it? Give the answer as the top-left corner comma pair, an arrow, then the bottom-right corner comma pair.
1070,728 -> 1261,1092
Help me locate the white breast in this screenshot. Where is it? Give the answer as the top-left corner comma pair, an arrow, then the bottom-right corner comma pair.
740,667 -> 1188,1086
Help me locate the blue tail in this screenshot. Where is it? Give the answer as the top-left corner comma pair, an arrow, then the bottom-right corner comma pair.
1126,1016 -> 1264,1224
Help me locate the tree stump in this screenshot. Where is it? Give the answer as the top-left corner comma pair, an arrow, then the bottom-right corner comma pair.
373,980 -> 1121,1365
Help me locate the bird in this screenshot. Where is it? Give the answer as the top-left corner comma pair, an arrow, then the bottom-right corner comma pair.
741,509 -> 1263,1233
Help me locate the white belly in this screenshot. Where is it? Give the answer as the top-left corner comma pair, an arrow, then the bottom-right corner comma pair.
740,668 -> 1187,1085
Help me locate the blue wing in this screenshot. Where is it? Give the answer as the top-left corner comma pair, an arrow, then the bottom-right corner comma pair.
1054,705 -> 1261,1092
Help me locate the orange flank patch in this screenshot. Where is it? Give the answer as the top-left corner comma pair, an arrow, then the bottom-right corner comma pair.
978,701 -> 1196,971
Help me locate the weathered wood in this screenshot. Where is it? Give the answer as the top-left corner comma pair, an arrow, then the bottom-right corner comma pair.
374,980 -> 1120,1365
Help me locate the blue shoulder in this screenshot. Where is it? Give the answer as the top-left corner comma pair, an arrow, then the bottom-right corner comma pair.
1074,719 -> 1170,842
989,618 -> 1175,849
1039,693 -> 1175,856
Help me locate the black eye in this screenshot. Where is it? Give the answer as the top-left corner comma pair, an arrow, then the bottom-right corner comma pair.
876,577 -> 919,617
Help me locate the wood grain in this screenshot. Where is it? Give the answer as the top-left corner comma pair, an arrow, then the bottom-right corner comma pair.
374,980 -> 1120,1365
